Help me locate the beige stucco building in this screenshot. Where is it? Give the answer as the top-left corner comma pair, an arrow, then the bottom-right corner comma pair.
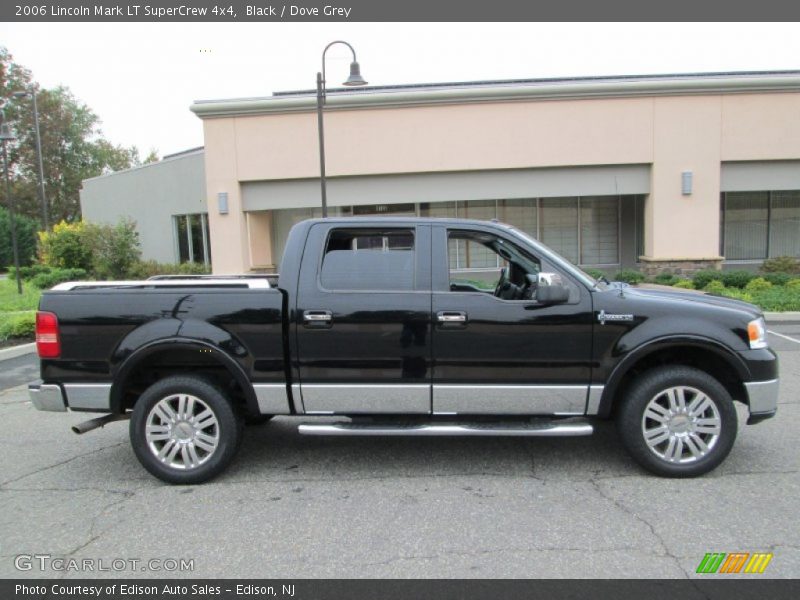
86,72 -> 800,275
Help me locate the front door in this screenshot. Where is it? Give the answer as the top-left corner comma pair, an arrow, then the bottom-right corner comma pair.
431,224 -> 593,415
294,221 -> 433,414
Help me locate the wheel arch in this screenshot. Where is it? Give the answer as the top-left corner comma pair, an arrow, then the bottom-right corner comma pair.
597,336 -> 750,419
110,338 -> 258,416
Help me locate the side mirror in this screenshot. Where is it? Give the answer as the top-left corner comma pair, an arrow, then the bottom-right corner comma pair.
536,284 -> 570,305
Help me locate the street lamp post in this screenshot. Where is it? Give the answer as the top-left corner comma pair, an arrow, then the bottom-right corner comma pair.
316,41 -> 368,218
0,112 -> 23,294
13,89 -> 48,230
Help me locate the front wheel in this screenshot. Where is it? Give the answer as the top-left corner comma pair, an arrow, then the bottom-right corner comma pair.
616,366 -> 738,477
130,375 -> 243,484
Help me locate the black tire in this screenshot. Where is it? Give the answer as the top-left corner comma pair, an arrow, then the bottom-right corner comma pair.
616,366 -> 738,477
130,375 -> 244,484
244,414 -> 274,426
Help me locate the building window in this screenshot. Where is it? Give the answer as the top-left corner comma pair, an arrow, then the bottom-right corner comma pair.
721,191 -> 800,260
271,196 -> 637,268
580,196 -> 620,265
540,197 -> 580,264
173,213 -> 211,265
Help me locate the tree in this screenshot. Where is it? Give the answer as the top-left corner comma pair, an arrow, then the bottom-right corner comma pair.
143,149 -> 159,164
1,46 -> 140,226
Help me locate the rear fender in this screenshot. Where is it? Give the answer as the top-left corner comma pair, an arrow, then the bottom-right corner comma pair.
110,334 -> 257,415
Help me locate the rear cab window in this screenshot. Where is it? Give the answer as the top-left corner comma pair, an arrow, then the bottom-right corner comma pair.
320,228 -> 416,291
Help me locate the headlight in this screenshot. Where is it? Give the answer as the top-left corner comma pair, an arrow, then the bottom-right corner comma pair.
747,317 -> 768,349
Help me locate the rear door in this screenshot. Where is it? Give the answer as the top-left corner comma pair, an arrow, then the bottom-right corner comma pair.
431,224 -> 594,415
294,221 -> 433,414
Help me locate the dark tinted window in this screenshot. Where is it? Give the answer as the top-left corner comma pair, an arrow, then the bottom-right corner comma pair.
321,229 -> 415,291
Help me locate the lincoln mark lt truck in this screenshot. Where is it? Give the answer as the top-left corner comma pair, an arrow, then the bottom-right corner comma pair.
28,218 -> 779,483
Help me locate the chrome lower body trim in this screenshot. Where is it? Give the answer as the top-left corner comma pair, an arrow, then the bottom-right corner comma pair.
63,383 -> 112,412
290,383 -> 304,414
433,385 -> 587,415
253,383 -> 291,415
586,385 -> 604,415
298,418 -> 593,437
745,379 -> 779,417
28,382 -> 67,412
300,384 -> 430,414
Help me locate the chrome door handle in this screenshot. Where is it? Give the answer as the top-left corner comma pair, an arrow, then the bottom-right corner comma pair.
303,310 -> 332,322
437,311 -> 467,323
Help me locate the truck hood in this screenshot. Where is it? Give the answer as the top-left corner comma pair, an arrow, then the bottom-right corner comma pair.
623,286 -> 762,318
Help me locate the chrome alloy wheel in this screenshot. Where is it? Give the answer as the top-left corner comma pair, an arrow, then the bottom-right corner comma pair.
641,386 -> 721,464
145,394 -> 220,470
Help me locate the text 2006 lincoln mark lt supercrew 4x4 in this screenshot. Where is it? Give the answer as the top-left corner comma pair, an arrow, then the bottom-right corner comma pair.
28,218 -> 779,483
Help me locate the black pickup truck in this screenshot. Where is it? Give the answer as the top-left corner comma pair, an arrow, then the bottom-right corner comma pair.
29,217 -> 779,483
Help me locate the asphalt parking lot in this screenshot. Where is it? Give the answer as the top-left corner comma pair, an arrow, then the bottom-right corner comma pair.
1,325 -> 798,579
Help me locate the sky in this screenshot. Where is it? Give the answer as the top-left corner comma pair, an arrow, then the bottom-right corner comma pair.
1,22 -> 799,157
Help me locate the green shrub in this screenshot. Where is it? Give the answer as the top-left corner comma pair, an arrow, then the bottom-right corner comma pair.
719,288 -> 754,304
704,280 -> 727,294
582,267 -> 606,281
745,277 -> 773,293
38,220 -> 94,271
8,264 -> 53,281
127,260 -> 211,279
673,279 -> 695,289
653,273 -> 680,286
787,279 -> 800,290
0,311 -> 35,340
614,269 -> 645,285
720,270 -> 755,289
749,286 -> 800,311
89,218 -> 141,280
37,218 -> 142,280
692,270 -> 723,290
31,268 -> 88,289
763,272 -> 792,287
761,256 -> 800,274
0,206 -> 38,269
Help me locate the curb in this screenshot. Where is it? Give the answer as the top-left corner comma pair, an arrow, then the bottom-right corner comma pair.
0,342 -> 36,361
765,312 -> 800,323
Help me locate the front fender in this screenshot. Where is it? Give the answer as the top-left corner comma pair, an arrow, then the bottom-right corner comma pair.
596,335 -> 751,418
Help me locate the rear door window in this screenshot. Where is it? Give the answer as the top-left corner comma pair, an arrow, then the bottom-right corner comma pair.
320,229 -> 416,291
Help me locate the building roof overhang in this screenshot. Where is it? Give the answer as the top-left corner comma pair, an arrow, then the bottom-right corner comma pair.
190,71 -> 800,119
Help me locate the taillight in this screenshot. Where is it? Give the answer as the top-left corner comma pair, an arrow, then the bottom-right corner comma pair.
35,311 -> 61,358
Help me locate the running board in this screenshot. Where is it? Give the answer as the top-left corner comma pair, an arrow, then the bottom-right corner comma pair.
297,418 -> 593,437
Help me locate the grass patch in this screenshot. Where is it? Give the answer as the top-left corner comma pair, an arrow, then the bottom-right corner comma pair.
0,279 -> 40,341
0,278 -> 41,312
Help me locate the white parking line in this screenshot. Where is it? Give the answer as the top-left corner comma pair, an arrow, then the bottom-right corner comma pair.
768,330 -> 800,344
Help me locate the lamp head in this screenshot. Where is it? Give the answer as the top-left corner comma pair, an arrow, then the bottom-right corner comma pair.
0,111 -> 14,141
343,61 -> 368,86
0,123 -> 14,142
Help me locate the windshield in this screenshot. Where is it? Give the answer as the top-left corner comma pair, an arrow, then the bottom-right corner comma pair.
505,226 -> 608,290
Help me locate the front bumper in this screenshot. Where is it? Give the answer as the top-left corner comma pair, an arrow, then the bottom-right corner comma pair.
28,381 -> 112,412
744,379 -> 779,425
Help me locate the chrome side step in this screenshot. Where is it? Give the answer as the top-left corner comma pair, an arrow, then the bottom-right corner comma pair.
297,418 -> 593,437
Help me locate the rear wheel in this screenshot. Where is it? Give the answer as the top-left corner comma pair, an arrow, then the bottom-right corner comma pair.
130,375 -> 243,484
616,366 -> 737,477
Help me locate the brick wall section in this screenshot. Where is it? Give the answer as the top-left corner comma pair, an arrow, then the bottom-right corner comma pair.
639,258 -> 724,277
